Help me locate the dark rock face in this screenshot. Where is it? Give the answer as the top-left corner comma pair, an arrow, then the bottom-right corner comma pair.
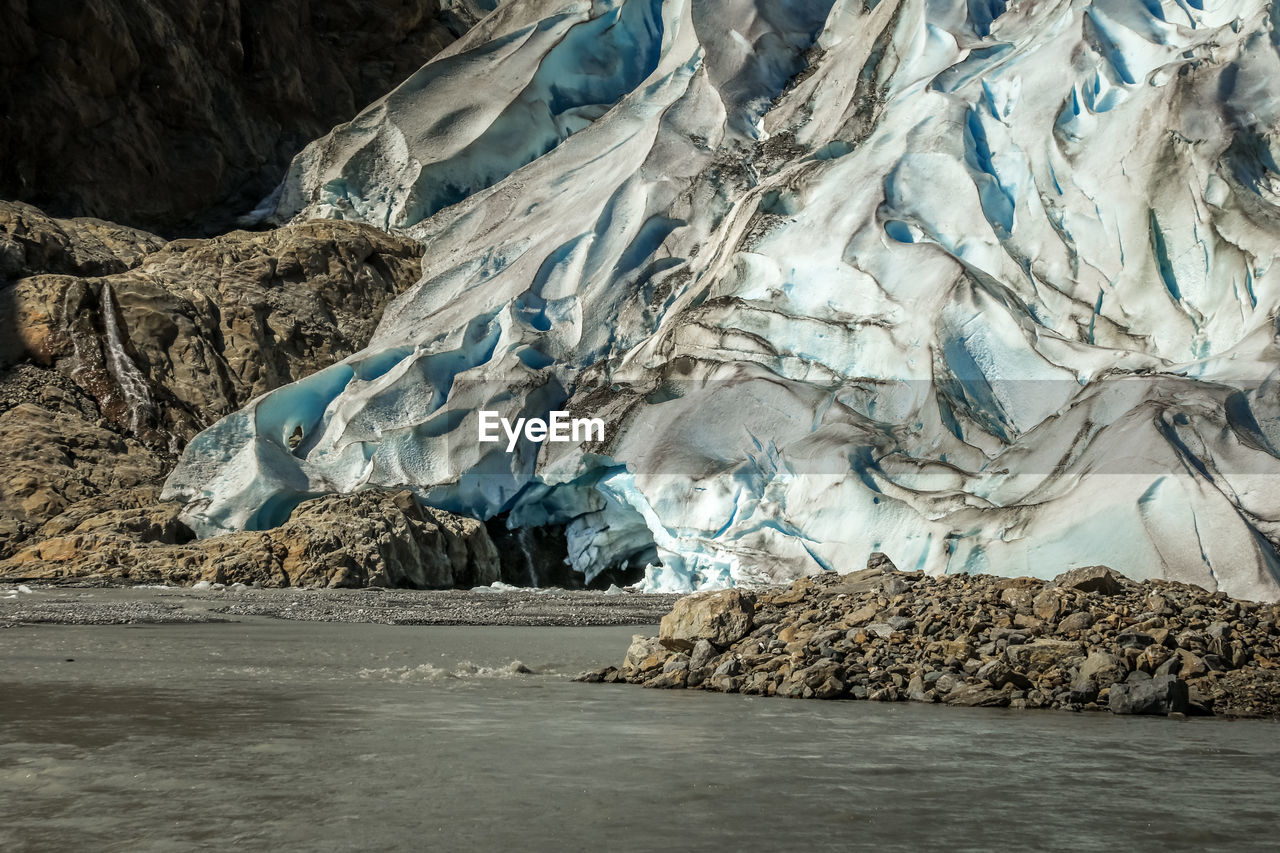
1108,674 -> 1191,716
484,518 -> 575,588
483,514 -> 648,589
0,0 -> 478,234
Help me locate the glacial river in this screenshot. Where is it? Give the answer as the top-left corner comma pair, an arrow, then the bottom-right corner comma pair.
2,620 -> 1278,852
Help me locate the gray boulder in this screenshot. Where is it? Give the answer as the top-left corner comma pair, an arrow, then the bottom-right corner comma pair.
1053,565 -> 1124,596
659,589 -> 755,651
1108,674 -> 1190,716
1080,651 -> 1127,686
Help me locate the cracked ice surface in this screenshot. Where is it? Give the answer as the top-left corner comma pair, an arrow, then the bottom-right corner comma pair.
166,0 -> 1280,599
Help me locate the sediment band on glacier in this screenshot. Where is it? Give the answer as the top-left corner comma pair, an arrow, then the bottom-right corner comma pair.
161,0 -> 1280,599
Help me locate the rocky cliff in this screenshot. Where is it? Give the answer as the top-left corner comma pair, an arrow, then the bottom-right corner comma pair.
0,1 -> 515,588
0,200 -> 500,588
0,0 -> 489,234
3,201 -> 425,449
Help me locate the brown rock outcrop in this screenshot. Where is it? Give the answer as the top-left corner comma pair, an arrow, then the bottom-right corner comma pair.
0,404 -> 166,555
3,215 -> 423,449
1,201 -> 425,566
658,589 -> 756,651
0,201 -> 166,282
0,488 -> 500,590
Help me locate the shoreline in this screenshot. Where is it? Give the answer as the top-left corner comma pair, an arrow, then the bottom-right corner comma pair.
584,566 -> 1280,720
12,571 -> 1280,721
0,583 -> 680,628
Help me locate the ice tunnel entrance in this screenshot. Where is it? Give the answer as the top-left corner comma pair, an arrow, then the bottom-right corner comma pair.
484,513 -> 652,590
479,467 -> 664,589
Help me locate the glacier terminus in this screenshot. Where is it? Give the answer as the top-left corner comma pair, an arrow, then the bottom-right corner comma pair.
161,0 -> 1280,599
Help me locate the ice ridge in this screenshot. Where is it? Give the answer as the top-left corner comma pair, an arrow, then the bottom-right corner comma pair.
165,0 -> 1280,599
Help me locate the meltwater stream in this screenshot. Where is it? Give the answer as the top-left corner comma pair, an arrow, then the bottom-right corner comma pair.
2,621 -> 1278,852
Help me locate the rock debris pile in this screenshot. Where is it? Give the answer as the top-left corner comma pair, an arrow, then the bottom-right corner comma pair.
581,563 -> 1280,718
0,489 -> 498,590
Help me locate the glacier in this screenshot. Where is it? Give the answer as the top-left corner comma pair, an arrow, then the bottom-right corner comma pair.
163,0 -> 1280,599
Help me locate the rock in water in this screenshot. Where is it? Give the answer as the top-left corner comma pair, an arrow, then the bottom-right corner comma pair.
945,684 -> 1011,708
1108,675 -> 1191,717
658,589 -> 756,651
622,635 -> 671,680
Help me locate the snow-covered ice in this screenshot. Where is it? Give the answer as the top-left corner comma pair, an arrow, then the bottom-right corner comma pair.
165,0 -> 1280,599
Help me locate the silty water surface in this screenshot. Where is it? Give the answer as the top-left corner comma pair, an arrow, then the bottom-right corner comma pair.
2,619 -> 1278,852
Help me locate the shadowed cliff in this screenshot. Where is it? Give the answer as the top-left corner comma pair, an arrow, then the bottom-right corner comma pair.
0,0 -> 491,235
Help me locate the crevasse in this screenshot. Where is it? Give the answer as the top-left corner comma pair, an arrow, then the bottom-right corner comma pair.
165,0 -> 1280,600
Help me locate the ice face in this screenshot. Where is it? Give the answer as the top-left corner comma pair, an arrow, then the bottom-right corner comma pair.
165,0 -> 1280,599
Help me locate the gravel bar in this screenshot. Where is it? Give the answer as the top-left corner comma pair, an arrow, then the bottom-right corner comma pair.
0,584 -> 682,628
